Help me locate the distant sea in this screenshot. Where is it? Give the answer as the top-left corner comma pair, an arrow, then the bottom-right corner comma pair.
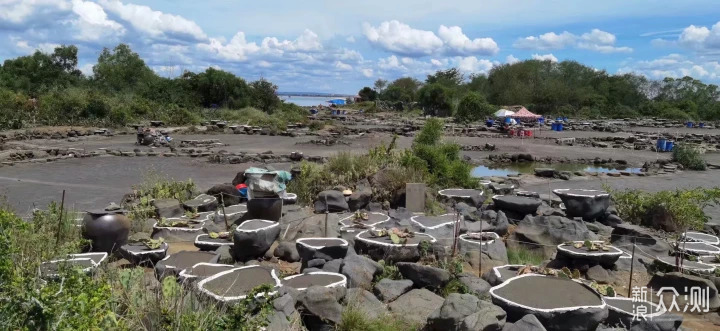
280,95 -> 349,107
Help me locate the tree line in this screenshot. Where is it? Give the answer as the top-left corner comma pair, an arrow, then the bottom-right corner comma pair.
0,44 -> 295,130
358,61 -> 720,122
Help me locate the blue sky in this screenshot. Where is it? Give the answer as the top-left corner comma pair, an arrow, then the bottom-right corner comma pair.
2,0 -> 720,94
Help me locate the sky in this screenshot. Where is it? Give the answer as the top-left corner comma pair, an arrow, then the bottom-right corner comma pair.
1,0 -> 720,94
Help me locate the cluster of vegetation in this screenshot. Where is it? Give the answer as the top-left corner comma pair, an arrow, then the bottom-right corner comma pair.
0,44 -> 307,130
507,246 -> 545,265
287,118 -> 478,206
672,144 -> 707,170
358,61 -> 720,121
609,186 -> 720,232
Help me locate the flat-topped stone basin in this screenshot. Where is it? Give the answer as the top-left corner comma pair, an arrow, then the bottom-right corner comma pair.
152,216 -> 208,242
655,255 -> 715,274
410,213 -> 458,230
338,226 -> 365,244
232,219 -> 280,262
247,197 -> 283,222
459,232 -> 508,262
40,252 -> 108,279
492,195 -> 542,216
552,189 -> 610,221
556,241 -> 624,268
676,241 -> 720,256
438,188 -> 484,204
183,194 -> 218,212
338,212 -> 390,227
604,297 -> 666,328
490,274 -> 608,331
281,271 -> 347,291
296,237 -> 349,267
119,242 -> 169,265
483,264 -> 526,286
354,230 -> 436,262
681,231 -> 720,245
178,262 -> 234,283
699,255 -> 720,268
283,193 -> 298,205
217,204 -> 247,217
197,266 -> 281,303
155,250 -> 219,279
195,234 -> 233,251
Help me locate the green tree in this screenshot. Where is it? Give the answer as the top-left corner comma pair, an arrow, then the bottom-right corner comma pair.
92,44 -> 156,91
358,87 -> 378,101
418,83 -> 453,116
250,79 -> 280,113
374,79 -> 388,94
456,92 -> 494,123
381,77 -> 422,103
426,68 -> 464,87
186,68 -> 250,108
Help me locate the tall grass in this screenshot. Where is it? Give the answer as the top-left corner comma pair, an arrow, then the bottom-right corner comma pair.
507,246 -> 545,265
338,305 -> 418,331
672,144 -> 706,170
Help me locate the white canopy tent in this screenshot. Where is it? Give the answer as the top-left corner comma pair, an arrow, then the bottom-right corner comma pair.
495,109 -> 515,117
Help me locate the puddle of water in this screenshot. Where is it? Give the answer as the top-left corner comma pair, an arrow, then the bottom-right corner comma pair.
472,163 -> 642,177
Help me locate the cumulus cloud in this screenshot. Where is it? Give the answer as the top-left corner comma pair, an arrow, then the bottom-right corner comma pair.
618,54 -> 720,80
676,22 -> 720,50
71,0 -> 125,41
456,56 -> 494,74
334,61 -> 353,71
505,54 -> 520,64
0,0 -> 71,25
99,0 -> 206,42
363,20 -> 498,57
515,29 -> 632,53
532,53 -> 558,62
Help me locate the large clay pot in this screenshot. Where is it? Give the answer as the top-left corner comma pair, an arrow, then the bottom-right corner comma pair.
246,197 -> 283,222
82,209 -> 131,253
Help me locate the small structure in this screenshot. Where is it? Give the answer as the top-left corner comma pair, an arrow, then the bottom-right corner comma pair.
281,271 -> 347,291
178,262 -> 234,283
327,98 -> 346,106
354,230 -> 436,262
197,266 -> 281,303
510,106 -> 542,121
494,109 -> 515,118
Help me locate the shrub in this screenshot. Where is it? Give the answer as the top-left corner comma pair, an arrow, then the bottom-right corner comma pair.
672,144 -> 706,170
609,186 -> 720,232
338,304 -> 417,331
455,92 -> 494,123
507,246 -> 545,265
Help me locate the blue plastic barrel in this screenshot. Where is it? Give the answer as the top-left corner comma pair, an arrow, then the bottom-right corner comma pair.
563,117 -> 568,122
557,123 -> 564,131
505,117 -> 512,124
538,117 -> 545,124
551,122 -> 557,131
699,122 -> 705,128
687,122 -> 693,128
665,140 -> 674,152
657,138 -> 666,152
486,119 -> 495,127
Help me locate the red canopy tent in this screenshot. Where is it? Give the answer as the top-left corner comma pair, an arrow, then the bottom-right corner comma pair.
510,107 -> 541,120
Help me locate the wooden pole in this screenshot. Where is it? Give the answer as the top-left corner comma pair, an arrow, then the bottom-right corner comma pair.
220,194 -> 229,231
56,190 -> 66,246
479,215 -> 483,277
324,194 -> 329,237
627,237 -> 636,297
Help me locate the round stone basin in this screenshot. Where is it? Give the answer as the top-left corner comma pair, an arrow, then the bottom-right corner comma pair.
41,258 -> 96,277
556,241 -> 623,267
605,297 -> 665,326
552,189 -> 610,221
410,213 -> 458,230
156,251 -> 219,277
178,263 -> 234,282
655,255 -> 715,274
69,252 -> 108,265
339,212 -> 390,227
236,219 -> 279,232
460,232 -> 500,246
676,242 -> 720,255
484,265 -> 526,286
183,194 -> 218,212
198,266 -> 281,302
354,230 -> 436,262
195,234 -> 233,251
699,255 -> 720,267
681,231 -> 720,245
283,193 -> 298,205
281,271 -> 347,291
438,188 -> 484,200
120,242 -> 168,265
153,218 -> 206,230
490,274 -> 607,331
296,238 -> 349,249
492,195 -> 542,215
219,204 -> 247,217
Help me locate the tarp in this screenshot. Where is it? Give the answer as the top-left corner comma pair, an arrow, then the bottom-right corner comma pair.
244,167 -> 292,197
494,109 -> 515,117
327,99 -> 346,105
511,107 -> 541,119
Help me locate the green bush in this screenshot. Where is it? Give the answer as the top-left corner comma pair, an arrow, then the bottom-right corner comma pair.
672,144 -> 706,170
339,303 -> 418,331
455,92 -> 494,123
507,246 -> 545,265
609,186 -> 720,231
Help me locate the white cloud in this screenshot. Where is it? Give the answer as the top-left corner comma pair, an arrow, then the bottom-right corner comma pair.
0,0 -> 71,24
506,54 -> 520,64
430,58 -> 443,66
346,36 -> 355,43
676,22 -> 720,50
334,61 -> 352,71
363,20 -> 498,57
71,0 -> 125,41
532,53 -> 558,62
456,56 -> 494,74
361,68 -> 374,78
99,0 -> 206,42
363,20 -> 443,56
618,54 -> 720,81
515,29 -> 632,53
437,25 -> 498,55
